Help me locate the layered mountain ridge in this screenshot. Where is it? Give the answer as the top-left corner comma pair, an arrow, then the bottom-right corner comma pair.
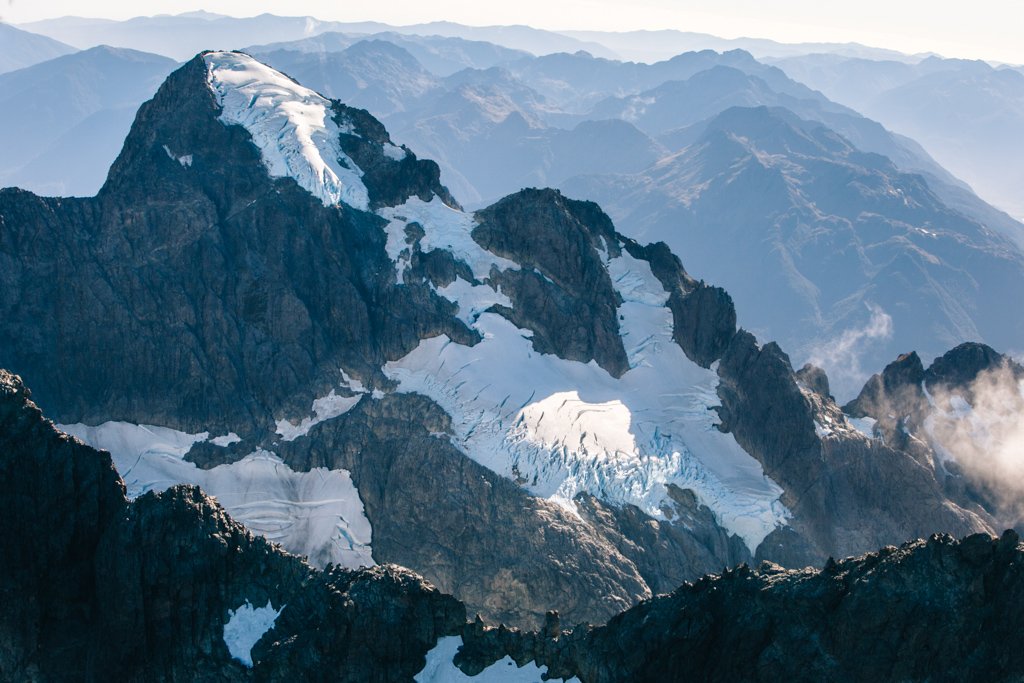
0,51 -> 1005,632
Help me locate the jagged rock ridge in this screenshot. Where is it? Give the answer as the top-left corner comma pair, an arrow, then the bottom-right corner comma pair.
4,369 -> 1024,681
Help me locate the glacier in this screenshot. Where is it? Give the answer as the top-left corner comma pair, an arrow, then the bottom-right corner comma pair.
381,201 -> 791,552
204,51 -> 370,210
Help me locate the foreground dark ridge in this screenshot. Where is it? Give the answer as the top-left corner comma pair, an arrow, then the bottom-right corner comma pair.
3,367 -> 1023,681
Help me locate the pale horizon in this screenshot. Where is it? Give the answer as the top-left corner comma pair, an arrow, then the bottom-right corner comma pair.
4,0 -> 1024,65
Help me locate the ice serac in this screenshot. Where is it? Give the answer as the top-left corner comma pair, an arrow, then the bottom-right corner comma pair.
382,191 -> 791,552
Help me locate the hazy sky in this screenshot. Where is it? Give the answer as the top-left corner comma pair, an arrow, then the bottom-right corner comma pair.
5,0 -> 1024,64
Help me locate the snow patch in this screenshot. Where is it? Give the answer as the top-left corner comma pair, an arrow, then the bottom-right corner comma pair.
204,51 -> 369,210
223,599 -> 283,667
848,416 -> 877,439
211,432 -> 241,447
416,636 -> 580,682
383,142 -> 407,161
384,247 -> 790,552
163,144 -> 193,168
378,196 -> 518,282
59,422 -> 373,568
276,390 -> 363,441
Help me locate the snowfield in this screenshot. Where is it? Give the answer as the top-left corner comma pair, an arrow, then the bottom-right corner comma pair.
59,422 -> 374,569
204,51 -> 370,210
223,599 -> 283,667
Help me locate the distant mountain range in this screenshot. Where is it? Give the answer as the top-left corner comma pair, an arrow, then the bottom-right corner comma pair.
0,45 -> 176,197
563,105 -> 1024,397
18,13 -> 614,61
774,53 -> 1024,222
0,22 -> 76,74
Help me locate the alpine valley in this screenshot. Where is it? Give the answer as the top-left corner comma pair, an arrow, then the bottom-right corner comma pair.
1,28 -> 1024,683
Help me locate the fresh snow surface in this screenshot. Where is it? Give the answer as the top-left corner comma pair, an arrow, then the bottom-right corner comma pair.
383,227 -> 790,551
415,636 -> 580,683
204,51 -> 370,210
383,142 -> 407,161
223,599 -> 283,667
59,422 -> 374,568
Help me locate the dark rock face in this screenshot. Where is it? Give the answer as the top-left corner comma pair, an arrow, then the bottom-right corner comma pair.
628,238 -> 737,368
575,491 -> 752,596
332,102 -> 461,211
473,188 -> 630,377
716,331 -> 819,477
483,531 -> 1024,683
0,368 -> 464,680
255,564 -> 466,682
714,332 -> 986,566
926,341 -> 1022,392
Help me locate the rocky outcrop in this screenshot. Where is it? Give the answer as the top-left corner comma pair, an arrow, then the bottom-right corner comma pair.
841,342 -> 1024,528
926,342 -> 1024,394
473,188 -> 630,377
795,362 -> 832,399
714,332 -> 988,566
332,102 -> 461,211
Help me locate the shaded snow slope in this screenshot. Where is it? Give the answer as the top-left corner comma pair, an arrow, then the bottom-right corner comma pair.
223,599 -> 283,667
204,51 -> 369,210
416,636 -> 580,682
59,422 -> 374,568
